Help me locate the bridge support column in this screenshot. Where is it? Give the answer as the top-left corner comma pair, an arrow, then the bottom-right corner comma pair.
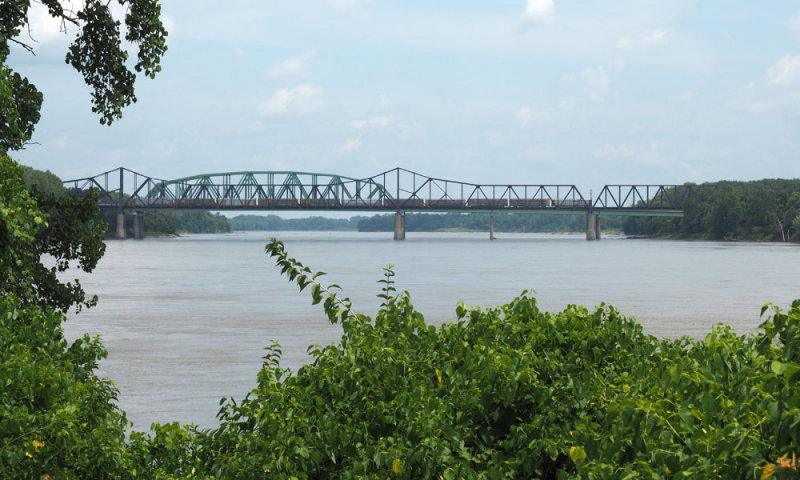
394,211 -> 405,241
490,214 -> 496,240
586,212 -> 597,241
116,211 -> 127,240
134,211 -> 144,240
595,215 -> 601,240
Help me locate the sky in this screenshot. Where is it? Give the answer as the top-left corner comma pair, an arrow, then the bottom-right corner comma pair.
8,0 -> 800,196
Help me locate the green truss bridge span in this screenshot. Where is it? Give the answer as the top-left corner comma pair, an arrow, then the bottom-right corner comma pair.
63,167 -> 695,240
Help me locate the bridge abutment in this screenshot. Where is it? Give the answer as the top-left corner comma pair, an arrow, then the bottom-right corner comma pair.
116,211 -> 127,239
134,211 -> 144,239
394,211 -> 406,240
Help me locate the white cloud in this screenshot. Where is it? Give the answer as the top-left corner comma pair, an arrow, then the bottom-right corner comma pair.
269,50 -> 316,78
593,141 -> 665,166
616,37 -> 634,50
258,85 -> 323,115
515,107 -> 532,126
680,91 -> 698,103
162,14 -> 176,36
520,0 -> 554,26
581,66 -> 610,99
642,29 -> 668,48
327,0 -> 373,8
730,82 -> 772,113
594,143 -> 635,158
788,11 -> 800,34
17,2 -> 67,45
616,29 -> 668,51
741,101 -> 770,114
349,116 -> 390,130
765,54 -> 800,85
340,116 -> 390,153
339,137 -> 361,153
54,134 -> 69,149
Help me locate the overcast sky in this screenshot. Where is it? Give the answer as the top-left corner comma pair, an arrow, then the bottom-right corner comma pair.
8,1 -> 800,194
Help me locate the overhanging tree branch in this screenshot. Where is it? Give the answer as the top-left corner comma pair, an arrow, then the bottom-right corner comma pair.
8,37 -> 34,55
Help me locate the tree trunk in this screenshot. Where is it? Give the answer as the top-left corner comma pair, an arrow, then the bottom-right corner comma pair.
776,213 -> 787,242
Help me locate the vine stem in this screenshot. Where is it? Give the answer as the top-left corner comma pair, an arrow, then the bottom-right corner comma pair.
265,238 -> 358,322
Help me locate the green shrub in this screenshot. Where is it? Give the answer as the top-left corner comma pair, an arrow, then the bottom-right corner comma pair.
0,297 -> 129,479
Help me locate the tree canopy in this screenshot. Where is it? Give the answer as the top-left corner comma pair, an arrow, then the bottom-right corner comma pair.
1,2 -> 168,476
623,179 -> 800,242
1,0 -> 168,136
0,1 -> 168,311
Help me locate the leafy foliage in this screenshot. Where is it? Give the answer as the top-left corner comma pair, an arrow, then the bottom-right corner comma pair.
1,155 -> 129,479
27,187 -> 106,313
5,165 -> 108,314
1,2 -> 168,477
0,154 -> 39,300
0,60 -> 41,152
0,296 -> 129,479
19,166 -> 65,196
3,0 -> 167,128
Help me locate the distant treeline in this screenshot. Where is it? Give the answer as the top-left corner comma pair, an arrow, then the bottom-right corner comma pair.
232,212 -> 624,233
623,179 -> 800,241
231,214 -> 363,231
356,212 -> 624,233
98,210 -> 232,237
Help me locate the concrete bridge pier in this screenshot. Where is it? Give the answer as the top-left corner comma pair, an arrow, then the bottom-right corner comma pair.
394,211 -> 406,240
490,214 -> 496,240
134,211 -> 145,240
596,216 -> 601,240
116,211 -> 127,239
586,212 -> 601,241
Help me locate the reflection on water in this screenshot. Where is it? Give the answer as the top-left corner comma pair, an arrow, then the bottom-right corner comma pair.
64,231 -> 800,429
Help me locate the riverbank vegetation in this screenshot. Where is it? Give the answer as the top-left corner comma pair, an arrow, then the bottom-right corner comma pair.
99,209 -> 232,237
122,240 -> 800,479
357,211 -> 625,233
232,214 -> 364,231
623,179 -> 800,242
231,212 -> 626,233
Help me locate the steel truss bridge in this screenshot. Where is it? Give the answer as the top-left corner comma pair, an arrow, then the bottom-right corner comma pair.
64,167 -> 698,240
63,167 -> 694,216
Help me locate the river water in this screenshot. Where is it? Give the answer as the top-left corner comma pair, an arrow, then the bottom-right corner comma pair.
63,231 -> 800,430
